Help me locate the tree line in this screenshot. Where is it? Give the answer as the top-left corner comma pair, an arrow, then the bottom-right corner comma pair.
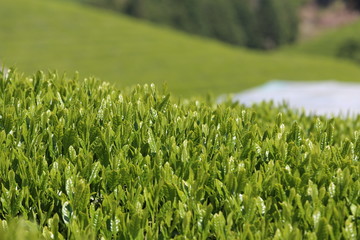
74,0 -> 359,49
77,0 -> 300,49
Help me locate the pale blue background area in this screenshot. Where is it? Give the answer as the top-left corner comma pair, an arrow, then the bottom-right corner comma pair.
229,80 -> 360,116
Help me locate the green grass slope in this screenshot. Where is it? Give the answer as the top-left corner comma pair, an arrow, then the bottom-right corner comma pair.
282,19 -> 360,57
1,0 -> 360,96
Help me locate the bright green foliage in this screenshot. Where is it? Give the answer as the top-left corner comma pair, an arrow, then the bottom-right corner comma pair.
0,69 -> 360,239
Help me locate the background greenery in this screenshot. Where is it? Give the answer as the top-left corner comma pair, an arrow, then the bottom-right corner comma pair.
1,0 -> 360,97
282,19 -> 360,64
72,0 -> 301,49
70,0 -> 360,50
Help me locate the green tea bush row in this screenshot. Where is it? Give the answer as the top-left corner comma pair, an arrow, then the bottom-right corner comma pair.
0,69 -> 359,239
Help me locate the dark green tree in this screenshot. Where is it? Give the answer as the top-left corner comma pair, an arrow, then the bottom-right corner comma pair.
230,0 -> 260,48
257,0 -> 298,49
196,0 -> 246,45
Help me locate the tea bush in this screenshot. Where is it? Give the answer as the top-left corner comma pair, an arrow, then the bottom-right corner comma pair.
0,69 -> 359,239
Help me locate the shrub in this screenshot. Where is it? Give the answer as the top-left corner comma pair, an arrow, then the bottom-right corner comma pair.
0,69 -> 359,239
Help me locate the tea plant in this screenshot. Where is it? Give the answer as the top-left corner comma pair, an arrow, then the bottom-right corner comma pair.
0,69 -> 359,239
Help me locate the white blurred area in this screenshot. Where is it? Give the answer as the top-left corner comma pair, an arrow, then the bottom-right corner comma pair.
0,66 -> 8,78
230,80 -> 360,117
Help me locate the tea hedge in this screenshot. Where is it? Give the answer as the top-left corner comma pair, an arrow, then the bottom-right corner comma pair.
0,69 -> 359,239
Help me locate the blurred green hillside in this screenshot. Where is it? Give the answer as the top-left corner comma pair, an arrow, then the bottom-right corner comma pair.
1,0 -> 360,96
282,19 -> 360,63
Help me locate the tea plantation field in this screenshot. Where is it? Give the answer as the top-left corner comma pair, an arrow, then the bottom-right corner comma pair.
0,69 -> 359,239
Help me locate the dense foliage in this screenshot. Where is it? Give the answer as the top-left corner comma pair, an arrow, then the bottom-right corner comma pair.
74,0 -> 299,49
0,69 -> 360,239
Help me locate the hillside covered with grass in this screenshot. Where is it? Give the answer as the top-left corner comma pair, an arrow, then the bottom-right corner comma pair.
1,0 -> 360,96
0,69 -> 359,239
283,19 -> 360,61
